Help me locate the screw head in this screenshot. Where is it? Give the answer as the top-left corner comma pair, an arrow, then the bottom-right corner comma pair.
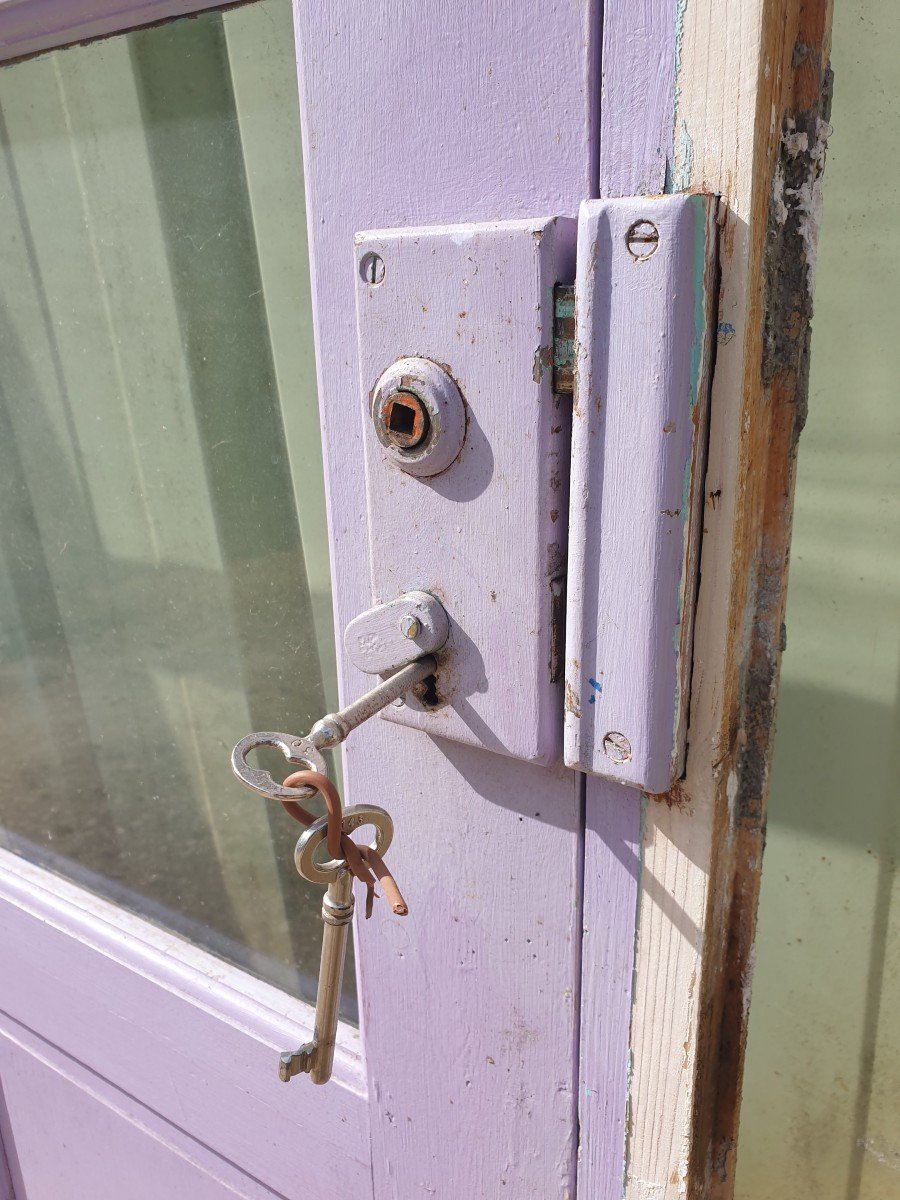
602,731 -> 633,763
625,220 -> 660,260
359,251 -> 385,285
400,614 -> 421,640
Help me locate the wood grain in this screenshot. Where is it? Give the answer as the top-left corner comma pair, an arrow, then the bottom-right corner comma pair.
577,777 -> 642,1200
598,0 -> 677,196
609,2 -> 835,1197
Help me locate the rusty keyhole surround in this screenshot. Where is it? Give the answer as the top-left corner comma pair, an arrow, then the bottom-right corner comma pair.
382,389 -> 430,450
370,357 -> 466,478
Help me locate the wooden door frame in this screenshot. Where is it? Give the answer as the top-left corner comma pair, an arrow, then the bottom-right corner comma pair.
0,1 -> 835,1197
613,5 -> 833,1197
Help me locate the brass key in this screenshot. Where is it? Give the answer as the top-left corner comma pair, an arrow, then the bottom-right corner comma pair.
279,804 -> 394,1085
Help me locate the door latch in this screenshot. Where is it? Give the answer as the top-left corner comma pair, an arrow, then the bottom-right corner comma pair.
352,198 -> 718,792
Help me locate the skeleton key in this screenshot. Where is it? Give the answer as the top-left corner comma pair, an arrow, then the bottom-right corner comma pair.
279,804 -> 394,1085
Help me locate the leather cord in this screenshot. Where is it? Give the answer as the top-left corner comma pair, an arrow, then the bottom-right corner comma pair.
279,768 -> 407,918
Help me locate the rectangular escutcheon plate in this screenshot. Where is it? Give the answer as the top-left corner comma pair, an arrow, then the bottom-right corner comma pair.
355,217 -> 575,764
564,195 -> 718,794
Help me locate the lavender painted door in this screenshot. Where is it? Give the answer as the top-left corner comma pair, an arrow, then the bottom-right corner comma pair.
0,1 -> 648,1198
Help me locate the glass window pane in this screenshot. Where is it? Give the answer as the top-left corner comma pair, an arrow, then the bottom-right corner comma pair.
0,1 -> 353,1017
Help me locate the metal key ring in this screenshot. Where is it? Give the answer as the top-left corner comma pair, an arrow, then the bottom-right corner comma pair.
295,804 -> 394,885
231,732 -> 328,801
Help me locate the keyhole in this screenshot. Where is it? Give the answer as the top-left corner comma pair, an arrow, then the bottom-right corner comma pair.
381,390 -> 430,450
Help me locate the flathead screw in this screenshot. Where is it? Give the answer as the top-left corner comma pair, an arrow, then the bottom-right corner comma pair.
359,252 -> 385,285
602,731 -> 633,763
625,220 -> 659,260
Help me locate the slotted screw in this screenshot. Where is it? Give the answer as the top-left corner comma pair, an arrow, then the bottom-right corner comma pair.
625,220 -> 659,260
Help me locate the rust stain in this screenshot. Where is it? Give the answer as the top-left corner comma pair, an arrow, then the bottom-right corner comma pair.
564,680 -> 581,720
533,343 -> 553,384
650,778 -> 693,811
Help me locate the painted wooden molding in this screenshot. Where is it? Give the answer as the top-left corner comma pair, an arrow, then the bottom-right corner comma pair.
0,0 -> 229,63
565,193 -> 717,794
0,850 -> 369,1197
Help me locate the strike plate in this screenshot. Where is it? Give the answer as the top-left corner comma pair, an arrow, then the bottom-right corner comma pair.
564,194 -> 718,793
355,217 -> 575,764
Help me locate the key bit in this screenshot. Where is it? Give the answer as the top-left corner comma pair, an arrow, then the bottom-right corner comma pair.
278,1044 -> 315,1082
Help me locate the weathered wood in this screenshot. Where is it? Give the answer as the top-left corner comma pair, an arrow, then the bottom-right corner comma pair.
602,2 -> 835,1197
577,780 -> 641,1200
598,0 -> 676,196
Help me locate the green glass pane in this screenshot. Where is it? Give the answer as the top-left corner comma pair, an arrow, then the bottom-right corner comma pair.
0,1 -> 352,1017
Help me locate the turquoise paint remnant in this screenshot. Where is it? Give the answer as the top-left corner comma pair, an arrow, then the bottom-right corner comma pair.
674,0 -> 689,82
672,0 -> 691,191
674,119 -> 695,193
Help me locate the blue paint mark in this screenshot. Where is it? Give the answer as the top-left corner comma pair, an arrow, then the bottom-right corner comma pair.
717,322 -> 736,345
587,677 -> 603,705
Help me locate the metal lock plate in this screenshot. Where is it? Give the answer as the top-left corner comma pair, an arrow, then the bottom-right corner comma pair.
354,217 -> 575,764
564,194 -> 718,793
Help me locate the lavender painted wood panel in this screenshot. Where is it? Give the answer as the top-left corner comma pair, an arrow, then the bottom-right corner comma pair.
0,1117 -> 12,1200
292,0 -> 610,1191
0,1017 -> 281,1200
356,218 -> 574,764
565,194 -> 717,794
597,0 -> 677,196
0,0 -> 229,62
578,782 -> 642,1200
0,852 -> 370,1200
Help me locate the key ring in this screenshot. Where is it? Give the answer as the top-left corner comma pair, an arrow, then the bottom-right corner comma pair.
230,732 -> 328,801
295,804 -> 394,885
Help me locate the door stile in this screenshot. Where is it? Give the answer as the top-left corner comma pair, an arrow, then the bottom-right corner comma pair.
292,1 -> 609,1194
575,6 -> 680,1198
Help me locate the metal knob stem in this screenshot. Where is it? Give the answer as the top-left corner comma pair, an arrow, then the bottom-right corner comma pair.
309,655 -> 436,749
